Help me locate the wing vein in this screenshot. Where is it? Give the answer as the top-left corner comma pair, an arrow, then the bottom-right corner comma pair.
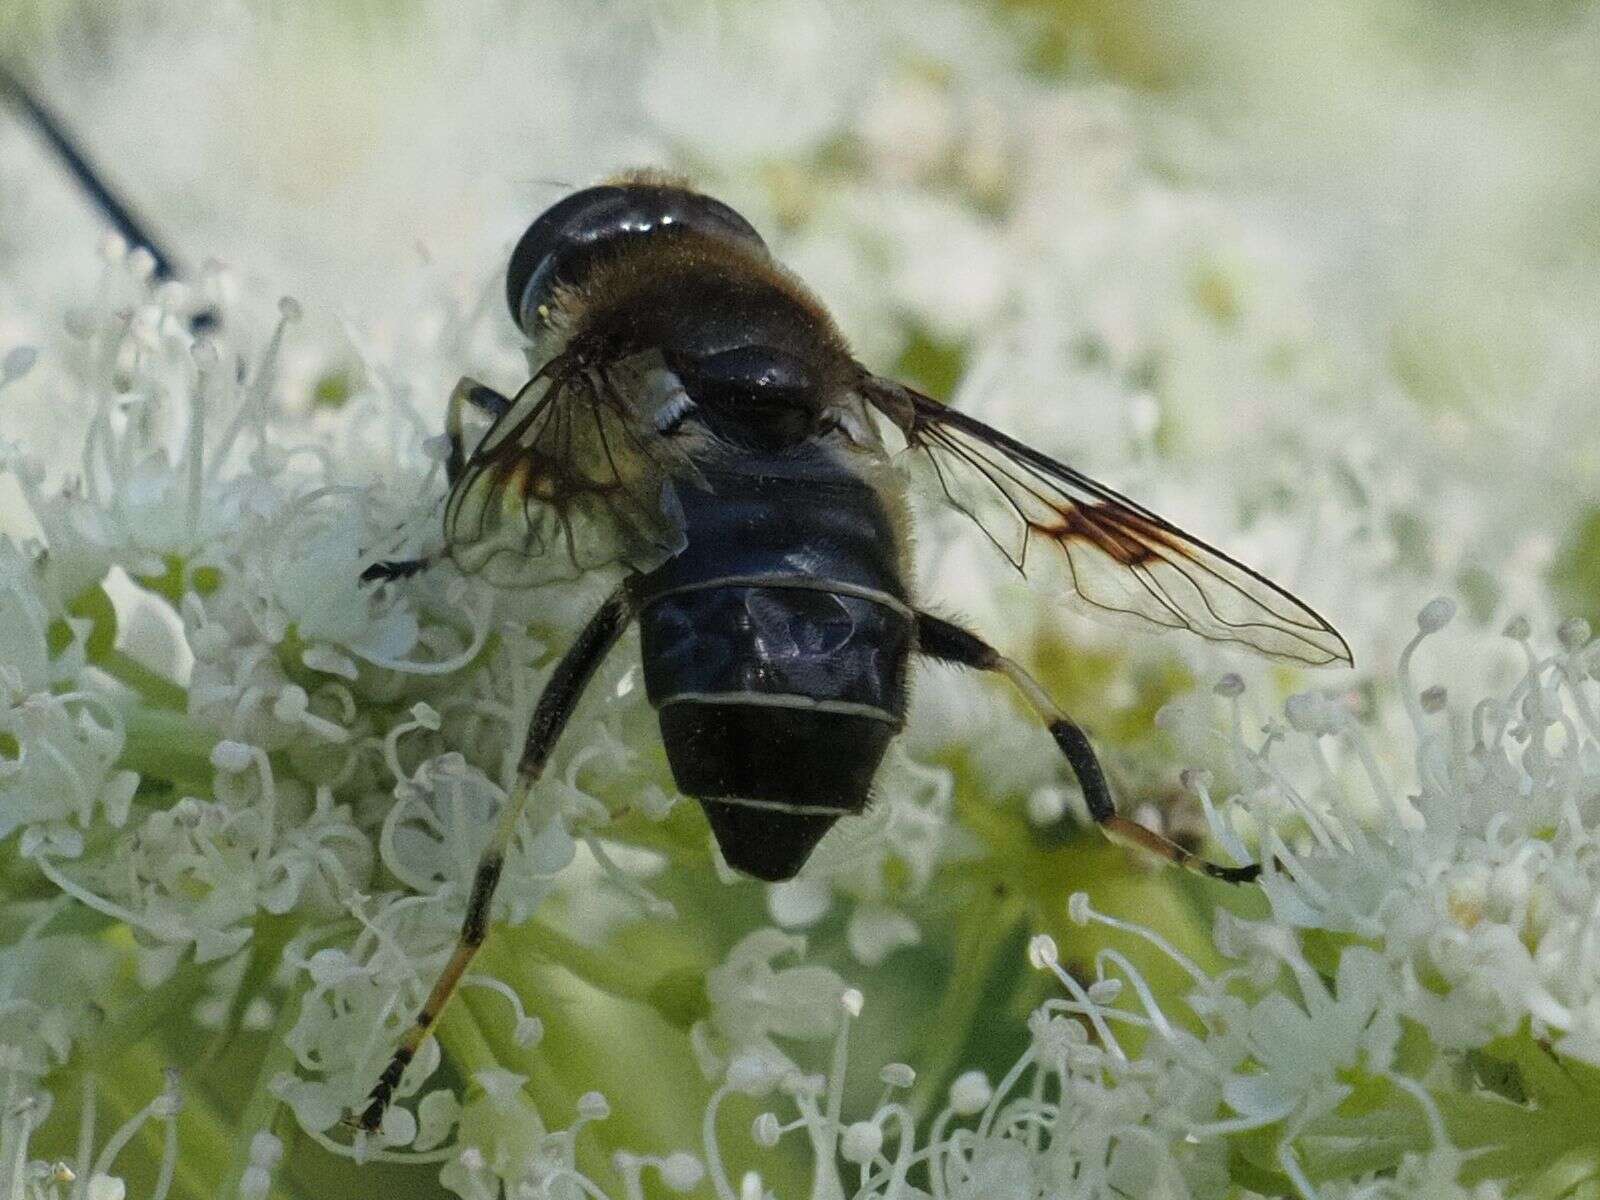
861,375 -> 1352,666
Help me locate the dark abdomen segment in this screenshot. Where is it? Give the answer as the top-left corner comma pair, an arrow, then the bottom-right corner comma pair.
636,456 -> 911,880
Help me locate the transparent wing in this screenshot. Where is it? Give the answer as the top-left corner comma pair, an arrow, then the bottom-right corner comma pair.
862,377 -> 1351,666
443,352 -> 688,587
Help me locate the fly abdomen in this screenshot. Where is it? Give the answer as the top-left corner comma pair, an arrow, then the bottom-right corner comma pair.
636,457 -> 912,880
641,584 -> 911,880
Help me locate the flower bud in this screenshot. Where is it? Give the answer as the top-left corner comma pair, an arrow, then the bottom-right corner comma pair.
751,1112 -> 782,1147
879,1062 -> 916,1089
658,1153 -> 704,1192
948,1070 -> 992,1115
841,1120 -> 883,1163
1418,597 -> 1456,633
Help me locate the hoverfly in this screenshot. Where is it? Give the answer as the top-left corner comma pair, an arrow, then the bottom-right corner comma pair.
352,172 -> 1351,1131
2,83 -> 1349,1128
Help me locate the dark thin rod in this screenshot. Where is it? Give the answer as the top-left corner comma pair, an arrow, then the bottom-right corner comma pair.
0,62 -> 182,281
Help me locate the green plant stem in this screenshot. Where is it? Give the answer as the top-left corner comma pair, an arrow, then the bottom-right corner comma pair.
221,972 -> 305,1200
100,649 -> 189,711
116,703 -> 217,786
95,1036 -> 232,1200
904,889 -> 1027,1123
519,920 -> 664,1007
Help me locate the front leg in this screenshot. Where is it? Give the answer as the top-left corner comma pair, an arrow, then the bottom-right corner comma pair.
444,375 -> 513,486
358,377 -> 515,586
360,556 -> 435,584
352,581 -> 637,1133
916,612 -> 1261,884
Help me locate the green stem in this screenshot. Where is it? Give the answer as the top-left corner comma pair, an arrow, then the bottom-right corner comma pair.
904,889 -> 1027,1123
100,649 -> 188,711
207,914 -> 298,1062
92,1036 -> 233,1200
470,938 -> 703,1192
221,969 -> 306,1200
435,987 -> 503,1082
519,921 -> 662,1007
117,704 -> 217,785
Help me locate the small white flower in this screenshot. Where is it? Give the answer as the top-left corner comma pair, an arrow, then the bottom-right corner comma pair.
947,1069 -> 993,1115
845,901 -> 920,966
696,929 -> 847,1079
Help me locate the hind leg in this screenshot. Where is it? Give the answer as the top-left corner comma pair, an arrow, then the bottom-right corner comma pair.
916,612 -> 1260,884
351,582 -> 636,1133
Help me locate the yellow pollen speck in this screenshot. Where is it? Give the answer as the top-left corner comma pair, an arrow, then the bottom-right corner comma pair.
1446,891 -> 1483,929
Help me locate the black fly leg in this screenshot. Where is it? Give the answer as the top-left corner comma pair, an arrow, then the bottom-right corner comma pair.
916,613 -> 1261,885
0,63 -> 223,328
444,376 -> 513,485
360,557 -> 436,585
353,582 -> 637,1134
358,378 -> 514,586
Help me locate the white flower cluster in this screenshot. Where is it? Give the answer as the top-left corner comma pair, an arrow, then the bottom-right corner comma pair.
660,606 -> 1600,1200
0,244 -> 676,1193
1241,603 -> 1600,1067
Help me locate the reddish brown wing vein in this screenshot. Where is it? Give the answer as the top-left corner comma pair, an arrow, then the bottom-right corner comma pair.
443,349 -> 694,588
867,378 -> 1351,665
930,405 -> 1336,632
934,427 -> 1189,623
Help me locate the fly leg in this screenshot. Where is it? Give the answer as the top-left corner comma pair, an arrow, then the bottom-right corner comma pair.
358,378 -> 513,584
352,581 -> 637,1133
444,376 -> 513,485
916,612 -> 1260,884
360,557 -> 436,584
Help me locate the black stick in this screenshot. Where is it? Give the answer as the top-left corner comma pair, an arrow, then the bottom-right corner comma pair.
0,61 -> 183,283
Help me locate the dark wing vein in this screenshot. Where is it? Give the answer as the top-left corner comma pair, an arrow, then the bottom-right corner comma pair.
442,350 -> 687,587
864,376 -> 1351,666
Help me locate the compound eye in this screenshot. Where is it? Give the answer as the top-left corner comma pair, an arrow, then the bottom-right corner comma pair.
505,183 -> 766,334
505,186 -> 626,333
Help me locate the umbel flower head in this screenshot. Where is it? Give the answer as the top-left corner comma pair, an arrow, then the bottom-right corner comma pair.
716,599 -> 1600,1200
5,2 -> 1600,1198
4,214 -> 1600,1200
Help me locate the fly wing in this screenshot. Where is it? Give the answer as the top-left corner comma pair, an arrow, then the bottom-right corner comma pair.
861,376 -> 1351,667
443,351 -> 689,587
